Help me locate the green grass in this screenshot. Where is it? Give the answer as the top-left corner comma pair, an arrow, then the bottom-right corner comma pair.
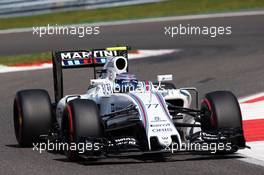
1,0 -> 264,30
0,52 -> 51,66
1,0 -> 264,65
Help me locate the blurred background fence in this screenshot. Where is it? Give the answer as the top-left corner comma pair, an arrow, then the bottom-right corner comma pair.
0,0 -> 163,18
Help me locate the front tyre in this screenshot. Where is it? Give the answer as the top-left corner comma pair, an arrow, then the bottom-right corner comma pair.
62,99 -> 103,161
13,89 -> 53,147
200,91 -> 246,153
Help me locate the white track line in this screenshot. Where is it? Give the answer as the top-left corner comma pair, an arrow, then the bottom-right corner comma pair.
240,102 -> 264,121
0,64 -> 52,73
1,10 -> 264,34
239,92 -> 264,120
239,92 -> 264,103
129,49 -> 179,60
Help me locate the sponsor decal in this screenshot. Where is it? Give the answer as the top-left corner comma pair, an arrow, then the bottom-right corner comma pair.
93,50 -> 118,57
161,136 -> 169,140
61,52 -> 91,60
150,116 -> 166,123
108,137 -> 137,146
150,123 -> 170,127
60,50 -> 118,60
152,128 -> 173,132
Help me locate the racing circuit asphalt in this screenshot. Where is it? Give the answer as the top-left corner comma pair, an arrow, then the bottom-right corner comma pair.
0,13 -> 264,175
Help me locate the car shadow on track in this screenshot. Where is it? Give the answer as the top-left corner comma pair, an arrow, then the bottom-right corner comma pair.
53,153 -> 245,166
6,144 -> 23,148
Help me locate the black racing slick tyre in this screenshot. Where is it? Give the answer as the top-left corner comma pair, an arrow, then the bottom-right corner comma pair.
62,99 -> 103,161
200,91 -> 246,153
13,89 -> 53,147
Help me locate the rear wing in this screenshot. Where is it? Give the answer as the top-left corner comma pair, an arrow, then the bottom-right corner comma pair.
52,46 -> 130,103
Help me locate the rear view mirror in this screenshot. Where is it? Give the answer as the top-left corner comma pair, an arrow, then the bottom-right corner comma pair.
157,74 -> 173,82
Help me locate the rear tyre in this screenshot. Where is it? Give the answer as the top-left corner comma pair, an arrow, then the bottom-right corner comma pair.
62,99 -> 103,161
200,91 -> 245,153
13,89 -> 53,147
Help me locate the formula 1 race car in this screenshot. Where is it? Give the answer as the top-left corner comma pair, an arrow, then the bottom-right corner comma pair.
13,46 -> 246,161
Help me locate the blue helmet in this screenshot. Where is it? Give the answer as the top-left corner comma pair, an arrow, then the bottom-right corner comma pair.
114,73 -> 138,92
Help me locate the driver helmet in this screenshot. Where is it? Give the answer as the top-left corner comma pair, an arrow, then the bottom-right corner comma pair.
114,73 -> 138,93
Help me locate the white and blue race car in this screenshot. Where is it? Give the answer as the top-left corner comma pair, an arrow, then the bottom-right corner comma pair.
13,46 -> 246,161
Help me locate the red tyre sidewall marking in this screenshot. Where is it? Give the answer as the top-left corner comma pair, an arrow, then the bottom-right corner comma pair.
202,98 -> 216,127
